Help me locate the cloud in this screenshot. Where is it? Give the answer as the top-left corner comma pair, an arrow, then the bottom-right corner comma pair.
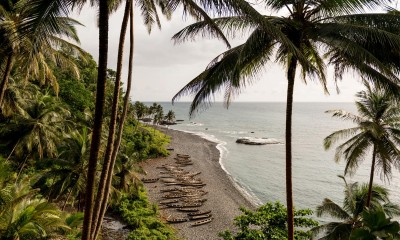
70,4 -> 363,103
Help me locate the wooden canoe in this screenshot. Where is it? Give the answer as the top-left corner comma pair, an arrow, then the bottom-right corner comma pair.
167,218 -> 187,223
177,208 -> 199,212
159,199 -> 179,205
189,214 -> 212,220
191,218 -> 213,226
141,178 -> 159,183
188,210 -> 211,216
166,203 -> 203,208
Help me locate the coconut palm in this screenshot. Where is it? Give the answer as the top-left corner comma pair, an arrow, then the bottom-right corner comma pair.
349,207 -> 400,239
324,83 -> 400,208
312,177 -> 400,240
0,160 -> 68,240
35,128 -> 90,211
165,110 -> 176,124
0,92 -> 71,161
134,101 -> 148,120
172,2 -> 400,238
0,0 -> 85,107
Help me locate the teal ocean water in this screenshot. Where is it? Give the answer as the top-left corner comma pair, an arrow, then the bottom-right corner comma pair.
157,102 -> 400,213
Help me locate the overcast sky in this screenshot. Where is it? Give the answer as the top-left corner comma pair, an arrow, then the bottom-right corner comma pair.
71,4 -> 365,103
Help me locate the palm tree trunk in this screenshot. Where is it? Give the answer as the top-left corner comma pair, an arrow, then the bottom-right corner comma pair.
90,1 -> 131,238
0,53 -> 13,106
81,0 -> 109,239
93,3 -> 135,238
62,188 -> 73,211
286,57 -> 297,240
366,145 -> 377,208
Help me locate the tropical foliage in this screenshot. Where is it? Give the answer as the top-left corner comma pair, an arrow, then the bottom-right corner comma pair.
219,202 -> 318,240
312,177 -> 400,239
325,83 -> 400,207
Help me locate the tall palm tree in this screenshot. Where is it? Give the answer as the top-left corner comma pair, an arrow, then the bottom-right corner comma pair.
324,83 -> 400,208
90,0 -> 132,237
172,2 -> 400,238
91,1 -> 136,237
312,176 -> 400,239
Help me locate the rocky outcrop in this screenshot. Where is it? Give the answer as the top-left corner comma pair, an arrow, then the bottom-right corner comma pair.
236,137 -> 281,145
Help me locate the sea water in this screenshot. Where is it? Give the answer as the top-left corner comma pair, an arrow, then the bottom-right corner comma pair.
156,102 -> 400,213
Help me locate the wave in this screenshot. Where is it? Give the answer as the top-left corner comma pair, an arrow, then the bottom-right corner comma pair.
169,128 -> 263,207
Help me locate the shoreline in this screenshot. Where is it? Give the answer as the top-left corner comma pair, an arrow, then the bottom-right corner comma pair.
139,127 -> 256,240
168,127 -> 262,207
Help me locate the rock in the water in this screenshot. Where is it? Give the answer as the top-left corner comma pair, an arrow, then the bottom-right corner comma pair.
236,137 -> 281,145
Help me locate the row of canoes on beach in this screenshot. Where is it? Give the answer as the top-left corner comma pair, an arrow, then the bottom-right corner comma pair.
143,153 -> 213,227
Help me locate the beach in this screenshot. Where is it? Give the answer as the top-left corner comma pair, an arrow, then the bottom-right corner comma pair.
139,127 -> 255,240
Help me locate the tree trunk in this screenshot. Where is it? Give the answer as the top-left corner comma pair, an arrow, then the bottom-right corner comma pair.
366,145 -> 377,208
93,2 -> 135,238
81,0 -> 109,239
286,57 -> 297,240
90,1 -> 131,238
0,53 -> 14,106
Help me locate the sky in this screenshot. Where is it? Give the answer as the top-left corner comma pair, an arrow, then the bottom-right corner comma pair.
70,4 -> 365,103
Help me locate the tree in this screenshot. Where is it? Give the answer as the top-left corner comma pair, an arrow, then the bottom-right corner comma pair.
219,202 -> 318,240
0,0 -> 84,107
172,2 -> 400,238
165,110 -> 176,124
133,101 -> 148,120
35,128 -> 90,211
324,83 -> 400,208
0,92 -> 71,161
312,176 -> 400,239
0,160 -> 68,240
350,207 -> 400,240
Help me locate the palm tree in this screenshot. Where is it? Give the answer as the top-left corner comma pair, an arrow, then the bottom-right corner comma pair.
35,128 -> 90,211
324,83 -> 400,208
134,101 -> 148,120
312,176 -> 400,239
0,161 -> 68,240
165,110 -> 176,124
172,2 -> 400,238
349,207 -> 400,239
0,0 -> 85,106
0,92 -> 71,161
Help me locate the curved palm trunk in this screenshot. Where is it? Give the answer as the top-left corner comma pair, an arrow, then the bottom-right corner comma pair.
366,145 -> 377,208
81,0 -> 109,239
93,2 -> 135,237
90,1 -> 131,238
286,58 -> 297,240
0,53 -> 14,106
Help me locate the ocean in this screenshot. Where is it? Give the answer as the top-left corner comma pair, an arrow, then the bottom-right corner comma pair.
156,102 -> 400,215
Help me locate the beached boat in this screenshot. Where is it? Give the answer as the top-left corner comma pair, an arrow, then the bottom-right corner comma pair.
162,194 -> 184,199
189,214 -> 212,220
181,198 -> 207,203
191,218 -> 213,226
187,210 -> 211,216
167,202 -> 203,208
176,154 -> 190,158
159,199 -> 179,205
177,208 -> 199,212
141,178 -> 159,183
167,218 -> 187,223
160,187 -> 180,192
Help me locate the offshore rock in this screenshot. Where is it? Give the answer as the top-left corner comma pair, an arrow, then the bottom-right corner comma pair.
236,137 -> 281,145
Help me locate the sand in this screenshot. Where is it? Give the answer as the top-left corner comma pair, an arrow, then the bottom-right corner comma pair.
139,127 -> 256,240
